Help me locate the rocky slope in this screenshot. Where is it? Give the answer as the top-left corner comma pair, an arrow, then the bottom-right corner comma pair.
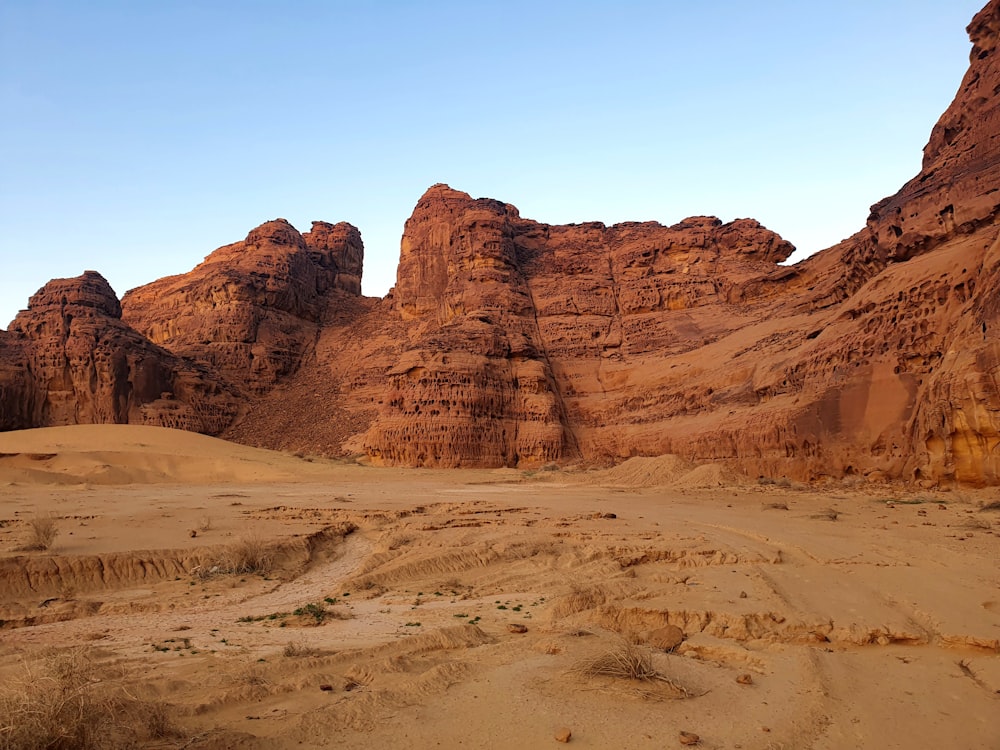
1,1 -> 998,484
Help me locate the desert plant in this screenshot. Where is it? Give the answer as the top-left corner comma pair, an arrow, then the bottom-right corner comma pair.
810,508 -> 840,521
226,659 -> 272,699
294,602 -> 329,624
292,601 -> 352,624
21,514 -> 59,551
282,641 -> 322,658
575,641 -> 690,696
0,647 -> 177,749
961,516 -> 992,530
223,535 -> 273,575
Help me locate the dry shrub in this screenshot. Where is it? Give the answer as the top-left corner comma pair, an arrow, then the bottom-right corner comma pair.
21,514 -> 59,551
225,660 -> 273,700
810,508 -> 840,521
282,641 -> 323,658
549,586 -> 608,620
0,648 -> 177,750
979,500 -> 1000,512
223,535 -> 273,575
575,641 -> 690,697
291,601 -> 352,625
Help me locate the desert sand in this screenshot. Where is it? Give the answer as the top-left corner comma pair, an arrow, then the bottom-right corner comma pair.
1,425 -> 998,749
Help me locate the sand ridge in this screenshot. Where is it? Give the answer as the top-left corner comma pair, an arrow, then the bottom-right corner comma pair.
1,425 -> 998,749
0,424 -> 355,485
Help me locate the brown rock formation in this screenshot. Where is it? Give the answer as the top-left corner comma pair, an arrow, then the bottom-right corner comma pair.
2,1 -> 999,485
121,218 -> 363,393
360,186 -> 795,467
357,0 -> 1000,482
0,272 -> 238,432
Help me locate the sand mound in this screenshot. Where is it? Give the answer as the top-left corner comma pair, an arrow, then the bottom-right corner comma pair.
600,455 -> 694,487
0,424 -> 333,485
673,463 -> 743,489
597,455 -> 745,489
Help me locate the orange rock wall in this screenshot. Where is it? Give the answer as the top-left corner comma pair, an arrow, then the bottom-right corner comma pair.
0,272 -> 239,433
2,1 -> 999,485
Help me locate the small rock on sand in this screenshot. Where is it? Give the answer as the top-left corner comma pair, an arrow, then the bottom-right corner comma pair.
648,624 -> 685,651
679,730 -> 700,745
508,623 -> 528,634
554,727 -> 572,743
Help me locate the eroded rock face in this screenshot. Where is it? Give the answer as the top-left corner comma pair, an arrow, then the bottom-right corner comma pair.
361,186 -> 795,467
2,2 -> 999,485
868,2 -> 1000,264
121,218 -> 363,393
359,0 -> 1000,483
0,272 -> 239,432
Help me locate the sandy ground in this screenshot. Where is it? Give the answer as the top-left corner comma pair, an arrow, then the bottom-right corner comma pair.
0,425 -> 998,749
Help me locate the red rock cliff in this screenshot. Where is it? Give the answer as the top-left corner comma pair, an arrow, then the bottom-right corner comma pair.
0,272 -> 239,432
2,2 -> 999,485
121,218 -> 363,393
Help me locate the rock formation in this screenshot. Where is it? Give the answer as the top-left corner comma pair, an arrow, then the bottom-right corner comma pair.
1,1 -> 998,485
359,188 -> 797,467
121,219 -> 363,393
0,272 -> 238,433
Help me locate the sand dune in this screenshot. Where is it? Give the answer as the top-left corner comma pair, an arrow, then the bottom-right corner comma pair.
1,426 -> 998,749
0,424 -> 342,484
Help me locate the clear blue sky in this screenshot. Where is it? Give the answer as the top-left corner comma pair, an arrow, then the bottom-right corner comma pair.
0,0 -> 986,329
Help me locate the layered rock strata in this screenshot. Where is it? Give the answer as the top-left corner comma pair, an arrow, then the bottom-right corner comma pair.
121,219 -> 363,393
0,272 -> 238,432
2,1 -> 999,484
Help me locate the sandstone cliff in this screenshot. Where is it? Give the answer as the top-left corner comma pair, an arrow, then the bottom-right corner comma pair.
355,0 -> 1000,482
0,272 -> 239,433
1,1 -> 998,485
121,218 -> 363,393
358,188 -> 796,467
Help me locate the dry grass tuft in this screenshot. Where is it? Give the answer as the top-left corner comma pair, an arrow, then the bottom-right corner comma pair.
291,601 -> 353,625
978,500 -> 1000,512
223,535 -> 273,575
810,508 -> 840,521
282,641 -> 324,658
0,647 -> 178,749
20,514 -> 59,551
574,641 -> 690,697
226,660 -> 273,700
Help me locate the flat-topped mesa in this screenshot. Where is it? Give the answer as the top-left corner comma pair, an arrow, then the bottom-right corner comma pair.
610,215 -> 794,265
121,216 -> 365,393
1,272 -> 238,432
